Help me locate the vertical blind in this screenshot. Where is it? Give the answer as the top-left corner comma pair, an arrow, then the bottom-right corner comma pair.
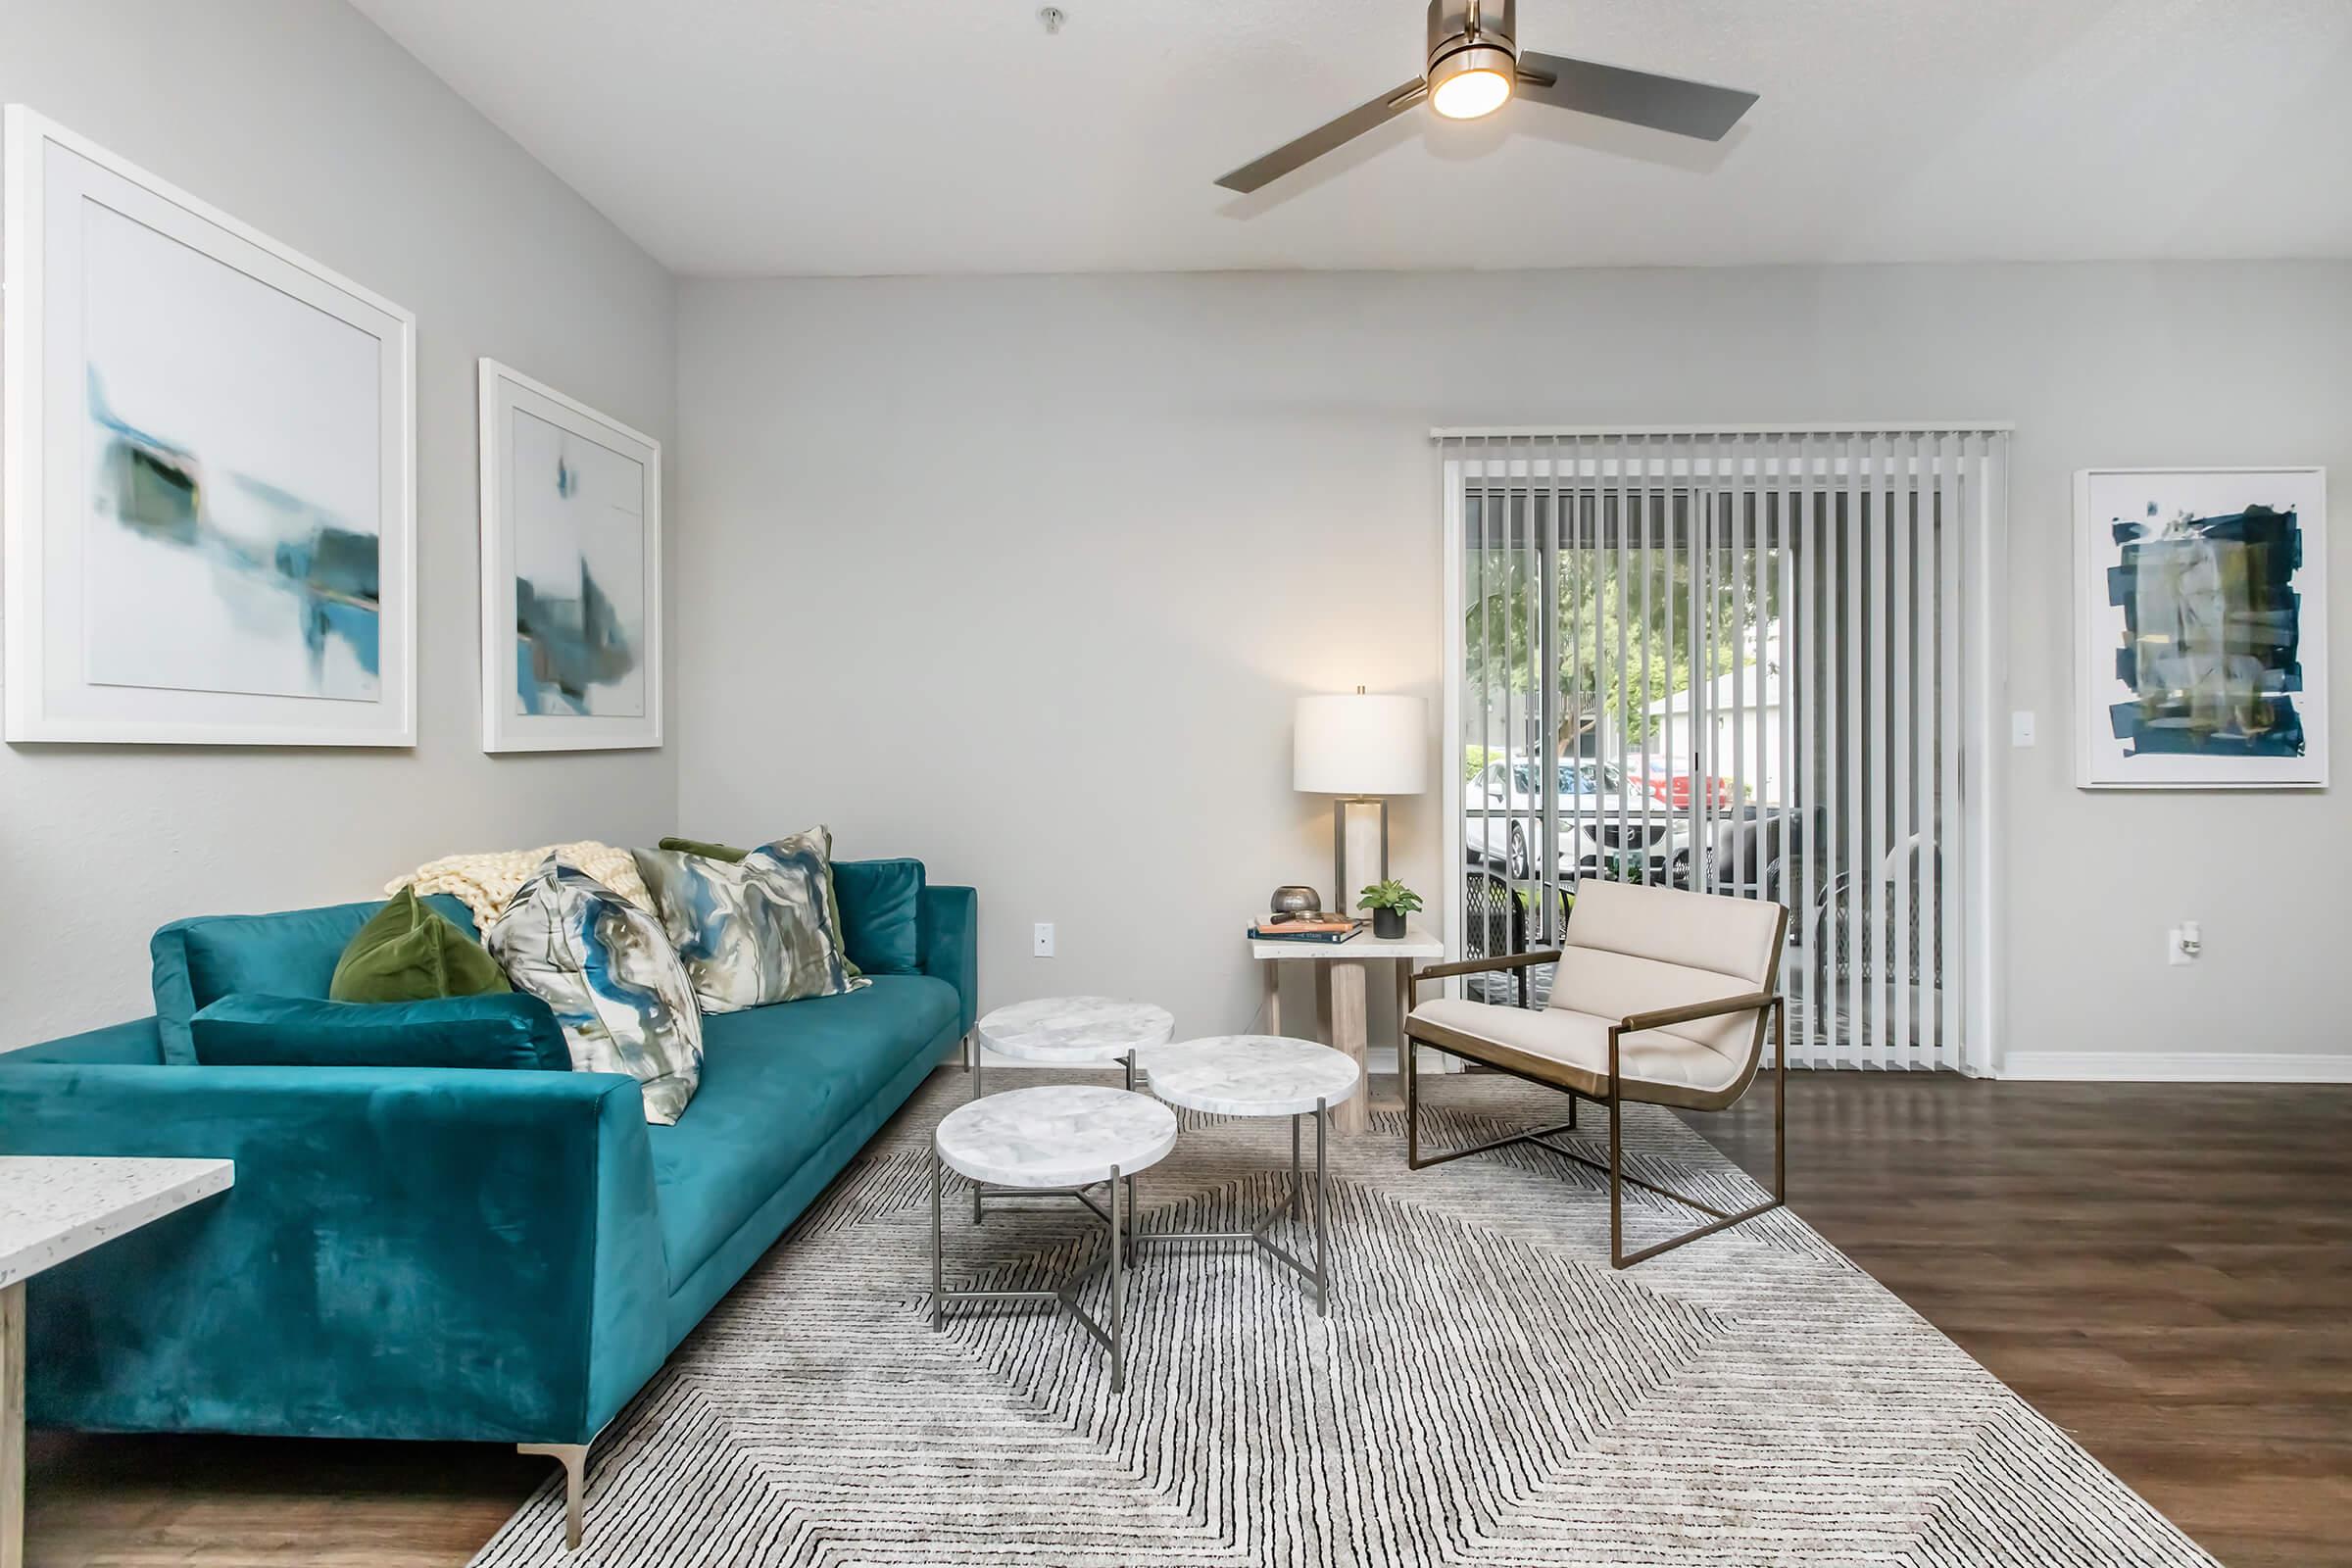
1439,426 -> 2007,1072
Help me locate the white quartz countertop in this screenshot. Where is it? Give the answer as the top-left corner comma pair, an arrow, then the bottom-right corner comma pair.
0,1155 -> 235,1289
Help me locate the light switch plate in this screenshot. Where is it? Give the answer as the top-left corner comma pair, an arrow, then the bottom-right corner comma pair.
2011,710 -> 2036,748
1032,922 -> 1055,957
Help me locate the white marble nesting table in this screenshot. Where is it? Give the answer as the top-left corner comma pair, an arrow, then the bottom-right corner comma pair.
931,1086 -> 1177,1393
0,1155 -> 234,1568
1248,921 -> 1444,1134
1134,1036 -> 1358,1315
969,996 -> 1174,1224
974,996 -> 1175,1094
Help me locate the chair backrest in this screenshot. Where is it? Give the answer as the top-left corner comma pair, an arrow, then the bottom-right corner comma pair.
1548,879 -> 1786,1069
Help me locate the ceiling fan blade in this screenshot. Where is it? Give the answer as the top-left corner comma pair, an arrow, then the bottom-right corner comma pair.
1514,51 -> 1757,141
1214,77 -> 1429,193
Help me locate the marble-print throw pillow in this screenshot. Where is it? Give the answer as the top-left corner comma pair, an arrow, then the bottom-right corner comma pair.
487,857 -> 703,1124
633,842 -> 858,1013
763,826 -> 858,981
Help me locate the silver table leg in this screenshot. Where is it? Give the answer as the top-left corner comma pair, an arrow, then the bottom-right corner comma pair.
1122,1050 -> 1138,1243
1132,1095 -> 1334,1314
931,1155 -> 1135,1390
1314,1095 -> 1328,1312
1108,1162 -> 1125,1393
930,1144 -> 945,1331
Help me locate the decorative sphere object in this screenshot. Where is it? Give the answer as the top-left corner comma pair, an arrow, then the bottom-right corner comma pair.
1269,885 -> 1321,917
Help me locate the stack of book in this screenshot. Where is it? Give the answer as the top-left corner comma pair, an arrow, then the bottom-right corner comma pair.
1249,912 -> 1363,944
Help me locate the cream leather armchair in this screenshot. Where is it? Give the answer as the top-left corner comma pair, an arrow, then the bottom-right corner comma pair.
1403,878 -> 1788,1268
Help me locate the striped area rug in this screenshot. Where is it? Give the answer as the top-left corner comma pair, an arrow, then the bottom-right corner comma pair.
470,1071 -> 2213,1567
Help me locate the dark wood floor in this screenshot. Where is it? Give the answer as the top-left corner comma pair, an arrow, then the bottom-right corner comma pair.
26,1072 -> 2352,1566
1693,1072 -> 2352,1568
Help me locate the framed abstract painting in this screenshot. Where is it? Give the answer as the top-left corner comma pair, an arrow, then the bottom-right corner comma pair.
3,107 -> 416,745
2075,466 -> 2328,789
477,360 -> 662,752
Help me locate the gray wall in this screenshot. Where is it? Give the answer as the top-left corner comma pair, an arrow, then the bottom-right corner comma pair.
0,1 -> 679,1042
676,263 -> 2352,1070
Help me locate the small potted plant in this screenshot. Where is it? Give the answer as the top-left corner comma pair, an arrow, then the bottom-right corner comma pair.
1357,878 -> 1423,940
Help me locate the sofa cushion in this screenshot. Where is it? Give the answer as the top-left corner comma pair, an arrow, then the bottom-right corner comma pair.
487,858 -> 703,1126
657,836 -> 746,863
647,974 -> 957,1290
835,858 -> 925,976
660,828 -> 862,981
151,893 -> 478,1065
632,847 -> 854,1012
191,993 -> 571,1071
329,888 -> 511,1003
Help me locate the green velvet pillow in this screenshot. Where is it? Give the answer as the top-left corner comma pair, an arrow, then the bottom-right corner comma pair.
191,993 -> 570,1071
658,836 -> 747,863
328,887 -> 512,1003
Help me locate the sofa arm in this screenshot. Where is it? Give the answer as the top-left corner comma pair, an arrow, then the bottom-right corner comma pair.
921,884 -> 979,1037
0,1063 -> 667,1446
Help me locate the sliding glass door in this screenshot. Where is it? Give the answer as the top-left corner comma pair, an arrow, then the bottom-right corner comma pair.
1443,428 -> 2006,1072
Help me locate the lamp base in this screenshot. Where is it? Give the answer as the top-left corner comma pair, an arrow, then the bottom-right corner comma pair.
1333,796 -> 1391,918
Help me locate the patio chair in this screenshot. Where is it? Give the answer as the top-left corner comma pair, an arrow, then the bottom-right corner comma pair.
1402,878 -> 1788,1267
1461,869 -> 1522,962
1811,833 -> 1942,1048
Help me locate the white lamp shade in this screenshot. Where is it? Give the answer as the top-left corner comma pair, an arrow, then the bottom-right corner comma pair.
1293,694 -> 1428,796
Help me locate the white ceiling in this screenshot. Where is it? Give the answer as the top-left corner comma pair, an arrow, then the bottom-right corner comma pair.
354,0 -> 2352,278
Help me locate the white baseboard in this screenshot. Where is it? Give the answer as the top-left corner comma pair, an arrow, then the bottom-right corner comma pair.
2001,1051 -> 2352,1083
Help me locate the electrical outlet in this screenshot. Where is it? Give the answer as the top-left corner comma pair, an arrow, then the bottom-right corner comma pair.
2011,710 -> 2036,748
1032,922 -> 1055,957
2168,921 -> 2202,966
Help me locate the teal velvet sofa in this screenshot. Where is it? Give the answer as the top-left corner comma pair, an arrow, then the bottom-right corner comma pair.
0,870 -> 976,1544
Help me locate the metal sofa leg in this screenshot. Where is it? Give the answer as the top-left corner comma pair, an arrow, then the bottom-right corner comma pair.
518,1442 -> 589,1550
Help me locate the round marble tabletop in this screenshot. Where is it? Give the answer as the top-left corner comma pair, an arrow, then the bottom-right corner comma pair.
1138,1035 -> 1361,1118
976,996 -> 1175,1064
935,1085 -> 1179,1190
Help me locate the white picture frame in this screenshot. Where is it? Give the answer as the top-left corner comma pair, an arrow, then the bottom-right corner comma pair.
2074,466 -> 2328,790
477,359 -> 662,753
3,105 -> 416,746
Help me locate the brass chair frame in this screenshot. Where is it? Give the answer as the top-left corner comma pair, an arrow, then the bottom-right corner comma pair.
1403,942 -> 1788,1269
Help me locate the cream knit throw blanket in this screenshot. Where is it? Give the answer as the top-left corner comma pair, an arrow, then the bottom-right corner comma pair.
387,841 -> 651,932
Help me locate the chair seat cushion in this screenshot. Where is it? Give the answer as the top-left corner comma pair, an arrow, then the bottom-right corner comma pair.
647,975 -> 957,1290
1407,997 -> 1746,1104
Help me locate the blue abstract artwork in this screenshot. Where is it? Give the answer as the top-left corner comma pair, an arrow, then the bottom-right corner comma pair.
2105,502 -> 2304,760
511,409 -> 647,718
2079,467 -> 2328,788
78,201 -> 383,702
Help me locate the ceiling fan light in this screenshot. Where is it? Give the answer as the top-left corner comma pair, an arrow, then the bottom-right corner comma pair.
1427,45 -> 1515,120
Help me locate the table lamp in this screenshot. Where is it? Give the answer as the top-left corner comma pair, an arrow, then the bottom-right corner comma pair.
1294,689 -> 1429,918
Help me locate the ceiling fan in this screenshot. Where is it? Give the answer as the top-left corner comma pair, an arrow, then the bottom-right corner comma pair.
1214,0 -> 1759,193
